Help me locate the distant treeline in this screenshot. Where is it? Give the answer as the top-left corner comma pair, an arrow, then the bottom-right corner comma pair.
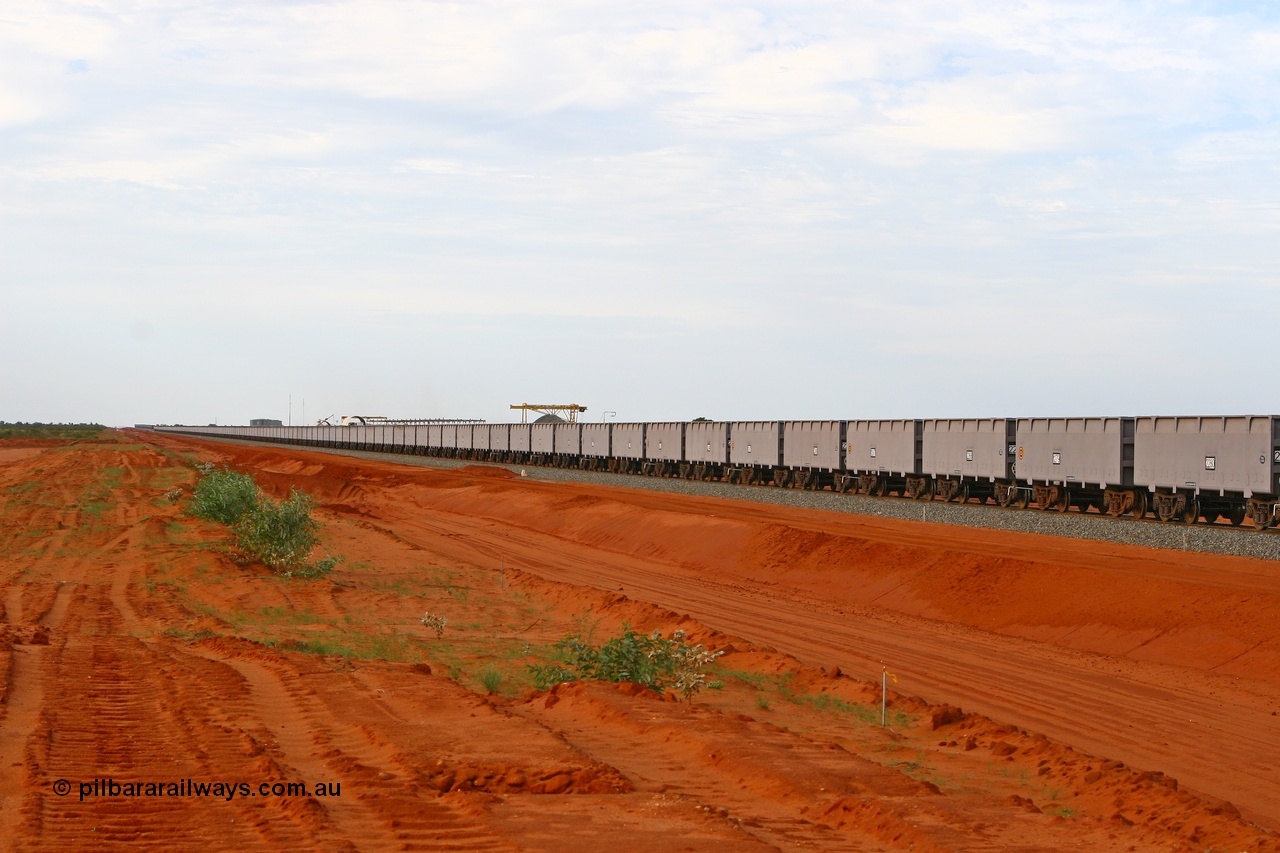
0,422 -> 106,439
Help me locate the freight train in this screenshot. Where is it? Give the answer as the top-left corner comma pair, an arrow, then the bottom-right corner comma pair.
155,415 -> 1280,530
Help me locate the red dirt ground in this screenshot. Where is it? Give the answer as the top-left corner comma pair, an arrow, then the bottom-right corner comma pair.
1,430 -> 1278,851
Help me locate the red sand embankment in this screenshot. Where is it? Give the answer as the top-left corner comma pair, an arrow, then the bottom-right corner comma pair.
6,430 -> 1267,850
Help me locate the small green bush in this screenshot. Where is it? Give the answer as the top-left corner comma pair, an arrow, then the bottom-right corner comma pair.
529,626 -> 723,701
189,467 -> 260,525
234,489 -> 319,571
188,466 -> 336,578
478,666 -> 503,693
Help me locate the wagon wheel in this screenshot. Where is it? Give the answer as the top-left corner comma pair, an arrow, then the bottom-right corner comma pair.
952,484 -> 969,504
1015,490 -> 1031,509
1225,506 -> 1247,527
1055,489 -> 1071,513
1182,499 -> 1200,526
1129,491 -> 1147,520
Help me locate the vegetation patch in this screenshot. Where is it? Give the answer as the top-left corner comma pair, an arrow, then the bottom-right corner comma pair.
0,421 -> 105,440
235,489 -> 323,573
186,463 -> 337,578
529,626 -> 723,701
189,466 -> 260,525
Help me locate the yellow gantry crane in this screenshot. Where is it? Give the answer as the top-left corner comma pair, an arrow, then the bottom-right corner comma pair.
509,403 -> 588,423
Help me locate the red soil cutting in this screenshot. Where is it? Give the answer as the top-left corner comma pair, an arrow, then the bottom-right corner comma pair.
1,430 -> 1277,851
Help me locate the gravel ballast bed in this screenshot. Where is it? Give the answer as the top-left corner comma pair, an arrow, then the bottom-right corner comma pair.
194,437 -> 1280,562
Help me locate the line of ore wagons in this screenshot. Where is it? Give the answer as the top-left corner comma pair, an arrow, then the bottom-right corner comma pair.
159,415 -> 1280,529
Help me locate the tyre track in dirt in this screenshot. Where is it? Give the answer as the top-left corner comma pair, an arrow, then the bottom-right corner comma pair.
2,447 -> 310,850
515,684 -> 964,852
0,446 -> 118,847
189,644 -> 517,852
353,499 -> 1280,830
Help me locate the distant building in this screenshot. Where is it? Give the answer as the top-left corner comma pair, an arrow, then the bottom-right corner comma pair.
250,418 -> 284,427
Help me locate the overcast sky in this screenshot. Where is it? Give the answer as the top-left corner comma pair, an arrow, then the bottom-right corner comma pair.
2,1 -> 1277,426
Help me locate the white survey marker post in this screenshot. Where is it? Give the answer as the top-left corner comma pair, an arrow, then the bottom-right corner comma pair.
881,668 -> 898,727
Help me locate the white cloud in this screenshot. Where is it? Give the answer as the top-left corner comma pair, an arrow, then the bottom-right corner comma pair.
2,1 -> 1279,423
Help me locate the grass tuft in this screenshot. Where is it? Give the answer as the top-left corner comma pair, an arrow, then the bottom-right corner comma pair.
478,666 -> 504,693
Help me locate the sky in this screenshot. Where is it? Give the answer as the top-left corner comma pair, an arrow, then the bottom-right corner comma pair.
2,1 -> 1278,427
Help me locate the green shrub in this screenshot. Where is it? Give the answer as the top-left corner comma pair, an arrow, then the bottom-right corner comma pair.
189,467 -> 336,578
529,626 -> 722,701
234,489 -> 319,572
189,467 -> 261,525
478,666 -> 503,693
